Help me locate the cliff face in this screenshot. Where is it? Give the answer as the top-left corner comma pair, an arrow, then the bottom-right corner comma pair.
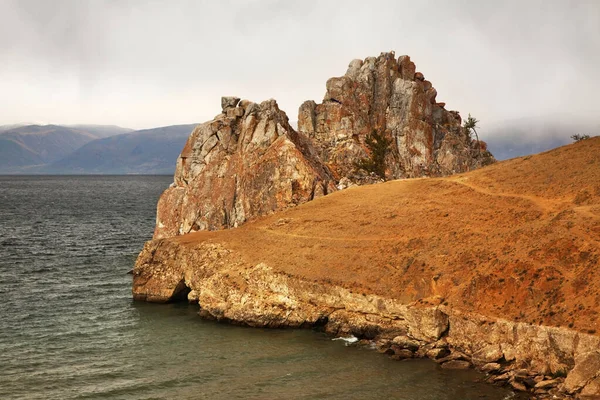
135,137 -> 600,398
154,52 -> 493,239
298,52 -> 494,181
154,98 -> 335,239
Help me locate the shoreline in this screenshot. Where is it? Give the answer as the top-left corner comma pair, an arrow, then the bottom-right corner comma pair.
133,240 -> 600,399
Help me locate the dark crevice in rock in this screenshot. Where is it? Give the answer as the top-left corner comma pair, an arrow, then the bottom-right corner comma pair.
169,279 -> 191,303
312,316 -> 329,332
438,312 -> 450,339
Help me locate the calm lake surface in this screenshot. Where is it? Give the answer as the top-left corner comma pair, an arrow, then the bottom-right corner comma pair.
0,175 -> 519,399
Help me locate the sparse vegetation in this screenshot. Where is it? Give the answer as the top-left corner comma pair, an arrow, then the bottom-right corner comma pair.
355,130 -> 393,179
571,134 -> 590,142
463,114 -> 481,153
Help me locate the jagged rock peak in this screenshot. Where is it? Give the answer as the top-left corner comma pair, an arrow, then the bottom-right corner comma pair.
153,97 -> 336,239
298,51 -> 494,182
153,52 -> 495,239
221,96 -> 240,111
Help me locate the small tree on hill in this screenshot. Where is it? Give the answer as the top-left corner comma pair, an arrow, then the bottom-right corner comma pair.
571,134 -> 590,142
463,114 -> 481,154
355,130 -> 392,179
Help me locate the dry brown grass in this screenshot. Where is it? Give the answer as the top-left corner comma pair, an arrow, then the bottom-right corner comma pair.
174,137 -> 600,334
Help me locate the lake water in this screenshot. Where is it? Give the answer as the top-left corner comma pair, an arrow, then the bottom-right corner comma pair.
0,175 -> 519,399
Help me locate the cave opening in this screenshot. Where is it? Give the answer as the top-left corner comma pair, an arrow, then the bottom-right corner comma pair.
169,279 -> 192,303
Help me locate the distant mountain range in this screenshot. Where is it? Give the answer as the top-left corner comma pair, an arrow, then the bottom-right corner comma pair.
0,124 -> 133,171
0,124 -> 196,174
49,124 -> 197,174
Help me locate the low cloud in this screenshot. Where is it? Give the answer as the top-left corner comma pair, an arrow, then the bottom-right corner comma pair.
0,0 -> 598,136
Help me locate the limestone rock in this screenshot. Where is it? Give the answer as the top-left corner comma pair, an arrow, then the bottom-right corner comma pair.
444,311 -> 595,377
297,51 -> 494,182
404,306 -> 449,341
510,380 -> 527,392
492,373 -> 511,383
472,344 -> 503,365
426,347 -> 450,360
391,349 -> 414,360
581,376 -> 600,398
154,98 -> 336,239
435,351 -> 469,364
564,351 -> 600,394
535,379 -> 560,389
392,335 -> 421,352
221,96 -> 240,111
482,363 -> 502,373
134,239 -> 455,340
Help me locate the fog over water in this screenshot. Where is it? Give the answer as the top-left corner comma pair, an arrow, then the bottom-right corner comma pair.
1,0 -> 599,141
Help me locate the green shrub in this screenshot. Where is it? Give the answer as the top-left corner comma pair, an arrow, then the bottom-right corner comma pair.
355,130 -> 392,179
571,134 -> 590,142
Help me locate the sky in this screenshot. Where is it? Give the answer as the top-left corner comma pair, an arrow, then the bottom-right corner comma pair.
0,0 -> 599,134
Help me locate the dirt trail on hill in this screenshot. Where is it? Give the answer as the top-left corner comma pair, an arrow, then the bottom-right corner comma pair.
447,176 -> 561,214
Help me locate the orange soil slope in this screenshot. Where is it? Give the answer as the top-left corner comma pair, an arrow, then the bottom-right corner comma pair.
174,137 -> 600,334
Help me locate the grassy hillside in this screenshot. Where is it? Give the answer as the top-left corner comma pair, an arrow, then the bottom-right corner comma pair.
171,137 -> 600,334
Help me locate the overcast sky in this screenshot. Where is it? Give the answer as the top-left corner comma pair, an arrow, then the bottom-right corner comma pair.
0,0 -> 598,133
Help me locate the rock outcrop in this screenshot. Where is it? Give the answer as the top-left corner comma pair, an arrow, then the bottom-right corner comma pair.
298,52 -> 494,181
154,98 -> 335,239
154,52 -> 494,239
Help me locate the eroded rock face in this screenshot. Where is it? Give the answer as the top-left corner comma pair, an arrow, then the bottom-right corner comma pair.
298,52 -> 494,181
133,239 -> 451,339
154,99 -> 336,239
133,237 -> 600,398
154,53 -> 495,239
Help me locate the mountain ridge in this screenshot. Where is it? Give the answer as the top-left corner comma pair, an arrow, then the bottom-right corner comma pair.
0,124 -> 133,172
0,124 -> 196,174
48,124 -> 197,175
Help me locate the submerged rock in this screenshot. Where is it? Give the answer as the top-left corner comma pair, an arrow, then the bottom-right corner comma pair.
441,360 -> 471,370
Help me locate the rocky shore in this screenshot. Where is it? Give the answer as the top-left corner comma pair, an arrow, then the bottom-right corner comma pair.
134,231 -> 600,399
134,52 -> 599,398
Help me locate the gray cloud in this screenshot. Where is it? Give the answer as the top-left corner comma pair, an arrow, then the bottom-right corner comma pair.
0,0 -> 598,136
